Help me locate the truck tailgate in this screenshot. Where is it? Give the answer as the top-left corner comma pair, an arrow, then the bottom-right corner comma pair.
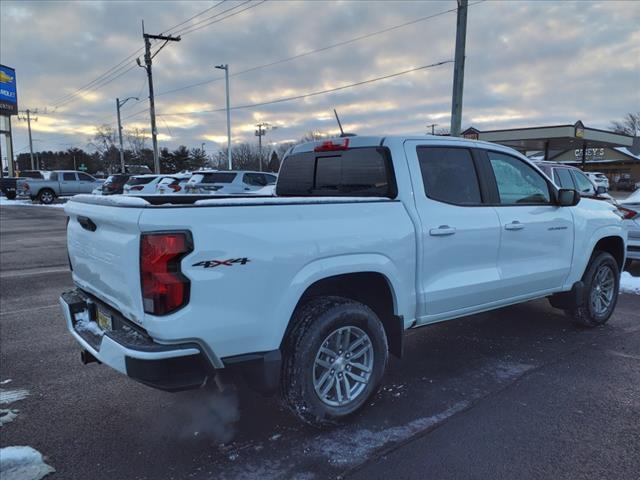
65,200 -> 145,323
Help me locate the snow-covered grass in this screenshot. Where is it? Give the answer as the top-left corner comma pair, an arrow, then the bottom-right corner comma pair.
0,196 -> 65,208
620,271 -> 640,295
0,409 -> 18,426
0,446 -> 55,480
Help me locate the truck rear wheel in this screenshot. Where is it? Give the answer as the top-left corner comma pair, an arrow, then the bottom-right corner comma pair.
281,296 -> 388,427
568,251 -> 620,327
37,189 -> 56,205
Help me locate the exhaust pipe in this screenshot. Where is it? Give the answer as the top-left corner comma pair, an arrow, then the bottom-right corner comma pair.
80,349 -> 100,365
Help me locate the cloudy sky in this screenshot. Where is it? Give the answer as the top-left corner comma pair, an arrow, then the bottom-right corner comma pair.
1,0 -> 638,157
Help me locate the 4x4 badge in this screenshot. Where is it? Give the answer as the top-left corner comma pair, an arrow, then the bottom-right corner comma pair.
192,258 -> 250,269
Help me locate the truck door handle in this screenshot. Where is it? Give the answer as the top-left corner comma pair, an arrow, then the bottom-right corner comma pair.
429,225 -> 456,236
505,221 -> 525,231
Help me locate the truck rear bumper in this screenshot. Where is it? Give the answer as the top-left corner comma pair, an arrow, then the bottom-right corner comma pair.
59,289 -> 213,392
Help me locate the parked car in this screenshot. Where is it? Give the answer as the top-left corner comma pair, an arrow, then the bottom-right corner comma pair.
1,170 -> 47,199
101,174 -> 131,195
184,170 -> 277,195
123,175 -> 160,195
0,177 -> 18,199
584,172 -> 609,191
155,174 -> 193,194
618,190 -> 640,266
615,177 -> 637,192
61,135 -> 626,426
124,174 -> 193,195
20,170 -> 103,204
534,162 -> 609,198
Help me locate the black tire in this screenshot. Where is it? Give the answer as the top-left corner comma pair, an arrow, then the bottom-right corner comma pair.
281,296 -> 388,427
568,251 -> 620,327
37,189 -> 55,205
5,191 -> 16,200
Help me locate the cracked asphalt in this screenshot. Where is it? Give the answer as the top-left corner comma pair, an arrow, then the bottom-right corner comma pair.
1,204 -> 638,480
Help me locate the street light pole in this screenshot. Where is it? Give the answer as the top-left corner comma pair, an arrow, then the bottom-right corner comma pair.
116,96 -> 139,173
215,64 -> 232,170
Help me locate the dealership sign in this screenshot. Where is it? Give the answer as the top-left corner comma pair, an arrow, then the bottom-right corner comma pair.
0,64 -> 18,116
574,148 -> 605,159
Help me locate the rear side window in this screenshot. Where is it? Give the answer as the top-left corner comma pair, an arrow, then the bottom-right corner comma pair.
571,170 -> 596,195
78,173 -> 94,181
243,173 -> 268,186
417,147 -> 481,205
277,147 -> 395,197
126,176 -> 157,186
200,173 -> 237,183
62,172 -> 76,181
553,168 -> 576,189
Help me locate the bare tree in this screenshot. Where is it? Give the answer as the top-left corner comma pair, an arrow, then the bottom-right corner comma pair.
125,127 -> 148,156
610,112 -> 640,136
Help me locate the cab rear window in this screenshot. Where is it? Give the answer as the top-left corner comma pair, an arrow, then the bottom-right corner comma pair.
276,147 -> 396,197
126,176 -> 158,186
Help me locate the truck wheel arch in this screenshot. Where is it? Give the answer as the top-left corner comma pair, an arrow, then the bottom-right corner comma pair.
281,271 -> 404,358
592,236 -> 625,271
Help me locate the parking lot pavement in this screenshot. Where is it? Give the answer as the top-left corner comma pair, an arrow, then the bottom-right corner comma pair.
1,204 -> 638,480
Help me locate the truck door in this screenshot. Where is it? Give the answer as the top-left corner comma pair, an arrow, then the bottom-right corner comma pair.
77,172 -> 97,193
403,141 -> 503,322
60,172 -> 78,195
482,150 -> 573,297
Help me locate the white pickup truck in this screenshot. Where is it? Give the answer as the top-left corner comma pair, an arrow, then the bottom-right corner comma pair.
60,135 -> 627,426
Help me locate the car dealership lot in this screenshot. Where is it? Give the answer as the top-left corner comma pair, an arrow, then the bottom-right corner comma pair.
1,204 -> 638,480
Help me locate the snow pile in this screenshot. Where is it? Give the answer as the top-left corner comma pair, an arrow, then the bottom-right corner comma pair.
0,389 -> 29,405
0,197 -> 65,208
68,194 -> 148,207
74,310 -> 104,337
620,272 -> 640,295
0,409 -> 18,426
0,446 -> 55,480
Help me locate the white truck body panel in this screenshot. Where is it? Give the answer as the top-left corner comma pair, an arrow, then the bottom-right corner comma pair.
62,135 -> 627,377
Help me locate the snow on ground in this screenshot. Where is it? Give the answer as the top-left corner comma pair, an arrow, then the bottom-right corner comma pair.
0,446 -> 55,480
0,196 -> 65,208
0,389 -> 29,405
0,409 -> 18,426
620,272 -> 640,295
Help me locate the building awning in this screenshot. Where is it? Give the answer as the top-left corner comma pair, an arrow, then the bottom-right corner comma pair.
463,121 -> 634,154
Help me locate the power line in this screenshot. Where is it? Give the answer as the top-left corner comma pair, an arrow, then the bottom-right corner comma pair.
174,0 -> 261,37
48,2 -> 231,109
162,0 -> 227,35
153,1 -> 484,99
155,60 -> 453,117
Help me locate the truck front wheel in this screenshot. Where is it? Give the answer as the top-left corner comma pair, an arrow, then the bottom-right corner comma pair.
281,296 -> 388,427
568,251 -> 620,327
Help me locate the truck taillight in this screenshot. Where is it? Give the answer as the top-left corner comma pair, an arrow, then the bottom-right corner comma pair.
23,182 -> 30,191
140,232 -> 192,315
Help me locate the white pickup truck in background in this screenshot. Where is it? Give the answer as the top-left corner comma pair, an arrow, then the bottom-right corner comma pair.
60,135 -> 627,426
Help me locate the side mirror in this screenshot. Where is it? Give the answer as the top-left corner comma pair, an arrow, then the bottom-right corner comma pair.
558,188 -> 580,207
596,185 -> 607,195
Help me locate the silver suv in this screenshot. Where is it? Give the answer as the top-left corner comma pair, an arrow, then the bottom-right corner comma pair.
184,170 -> 277,195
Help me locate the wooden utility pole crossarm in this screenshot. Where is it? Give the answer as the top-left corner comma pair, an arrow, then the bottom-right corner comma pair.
140,21 -> 181,174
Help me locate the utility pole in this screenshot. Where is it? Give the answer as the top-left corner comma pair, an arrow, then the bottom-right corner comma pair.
255,122 -> 274,172
427,123 -> 438,135
139,21 -> 180,174
116,96 -> 138,173
449,0 -> 468,137
215,64 -> 232,170
18,108 -> 37,169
